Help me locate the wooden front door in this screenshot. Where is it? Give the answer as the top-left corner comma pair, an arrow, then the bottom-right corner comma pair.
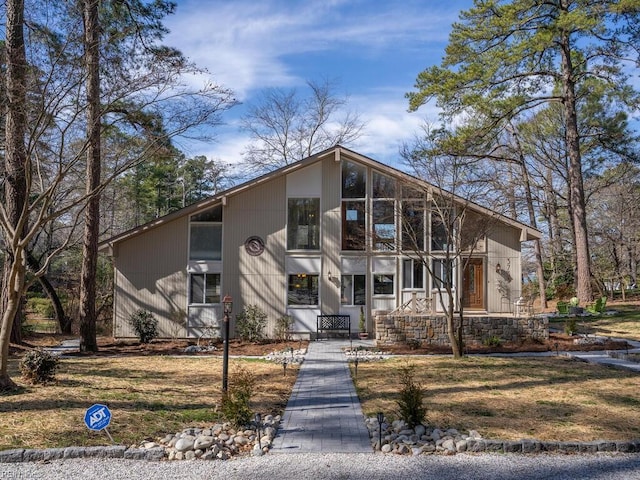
462,259 -> 484,310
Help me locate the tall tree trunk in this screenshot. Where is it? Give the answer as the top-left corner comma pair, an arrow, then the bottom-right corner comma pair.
0,0 -> 27,390
559,16 -> 593,304
510,125 -> 547,309
79,0 -> 101,352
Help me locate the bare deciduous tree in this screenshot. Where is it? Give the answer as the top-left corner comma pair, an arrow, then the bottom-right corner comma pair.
240,78 -> 365,176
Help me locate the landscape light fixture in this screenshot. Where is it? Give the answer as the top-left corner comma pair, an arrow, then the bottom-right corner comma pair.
222,294 -> 233,392
255,413 -> 262,451
377,412 -> 385,450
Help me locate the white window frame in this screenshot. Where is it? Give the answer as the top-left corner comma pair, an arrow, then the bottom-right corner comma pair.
402,258 -> 424,290
287,273 -> 320,306
341,274 -> 366,306
287,197 -> 320,251
189,273 -> 221,305
373,273 -> 395,297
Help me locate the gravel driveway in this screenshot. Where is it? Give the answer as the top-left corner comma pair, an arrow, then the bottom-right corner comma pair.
3,452 -> 640,480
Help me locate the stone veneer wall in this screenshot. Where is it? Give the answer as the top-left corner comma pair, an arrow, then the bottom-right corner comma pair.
374,313 -> 548,346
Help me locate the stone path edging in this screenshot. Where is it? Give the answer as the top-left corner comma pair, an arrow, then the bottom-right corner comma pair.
0,445 -> 165,463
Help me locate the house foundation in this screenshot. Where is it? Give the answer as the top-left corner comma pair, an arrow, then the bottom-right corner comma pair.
374,313 -> 548,347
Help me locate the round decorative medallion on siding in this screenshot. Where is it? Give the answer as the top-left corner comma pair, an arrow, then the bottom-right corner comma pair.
244,236 -> 265,256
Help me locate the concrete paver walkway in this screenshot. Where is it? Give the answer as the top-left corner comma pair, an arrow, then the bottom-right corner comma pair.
271,340 -> 373,454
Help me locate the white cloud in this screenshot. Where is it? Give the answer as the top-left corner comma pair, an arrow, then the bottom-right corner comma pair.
165,0 -> 461,97
163,0 -> 470,167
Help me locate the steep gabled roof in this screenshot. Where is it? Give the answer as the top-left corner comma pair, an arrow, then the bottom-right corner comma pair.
99,145 -> 540,253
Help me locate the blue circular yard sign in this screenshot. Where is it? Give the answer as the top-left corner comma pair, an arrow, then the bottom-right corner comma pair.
84,404 -> 112,431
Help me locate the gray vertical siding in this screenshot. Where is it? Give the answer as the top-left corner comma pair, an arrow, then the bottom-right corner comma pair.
113,216 -> 189,338
321,157 -> 342,314
486,224 -> 522,314
110,149 -> 534,339
223,177 -> 287,336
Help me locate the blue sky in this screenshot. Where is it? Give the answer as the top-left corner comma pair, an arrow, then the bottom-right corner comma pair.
164,0 -> 475,168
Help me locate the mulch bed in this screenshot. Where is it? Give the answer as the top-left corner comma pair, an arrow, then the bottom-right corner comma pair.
11,335 -> 307,358
11,332 -> 631,358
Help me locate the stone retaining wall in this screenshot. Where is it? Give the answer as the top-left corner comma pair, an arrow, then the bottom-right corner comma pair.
374,313 -> 548,346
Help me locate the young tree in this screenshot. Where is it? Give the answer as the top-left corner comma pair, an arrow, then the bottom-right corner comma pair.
400,127 -> 500,358
407,0 -> 640,304
239,78 -> 365,176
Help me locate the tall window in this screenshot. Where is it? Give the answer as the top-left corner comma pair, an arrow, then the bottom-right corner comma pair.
341,274 -> 366,305
373,274 -> 394,295
189,273 -> 221,304
342,201 -> 365,250
287,198 -> 320,250
431,211 -> 450,252
402,201 -> 425,250
342,160 -> 366,250
373,200 -> 395,250
287,274 -> 319,306
190,205 -> 223,261
432,259 -> 454,289
403,259 -> 424,289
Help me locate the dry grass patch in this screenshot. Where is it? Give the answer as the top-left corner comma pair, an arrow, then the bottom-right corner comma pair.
353,356 -> 640,441
0,356 -> 297,451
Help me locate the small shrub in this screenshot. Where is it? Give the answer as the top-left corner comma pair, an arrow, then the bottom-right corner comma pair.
128,309 -> 158,343
19,349 -> 59,384
483,335 -> 502,347
396,363 -> 426,429
235,304 -> 267,342
274,315 -> 294,341
221,364 -> 256,426
26,297 -> 54,318
564,316 -> 577,336
21,320 -> 35,337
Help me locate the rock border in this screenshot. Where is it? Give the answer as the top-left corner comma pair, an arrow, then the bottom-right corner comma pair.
1,417 -> 281,464
365,418 -> 640,456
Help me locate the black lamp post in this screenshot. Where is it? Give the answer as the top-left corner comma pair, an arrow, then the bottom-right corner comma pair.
222,294 -> 233,393
377,412 -> 385,450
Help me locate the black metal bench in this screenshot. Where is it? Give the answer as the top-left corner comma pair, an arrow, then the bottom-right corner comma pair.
316,314 -> 351,340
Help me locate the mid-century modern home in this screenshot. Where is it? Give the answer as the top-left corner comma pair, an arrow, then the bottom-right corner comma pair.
99,146 -> 543,344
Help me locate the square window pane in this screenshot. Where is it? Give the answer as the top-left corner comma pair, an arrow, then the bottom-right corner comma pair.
190,224 -> 222,260
374,274 -> 394,295
288,274 -> 319,305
